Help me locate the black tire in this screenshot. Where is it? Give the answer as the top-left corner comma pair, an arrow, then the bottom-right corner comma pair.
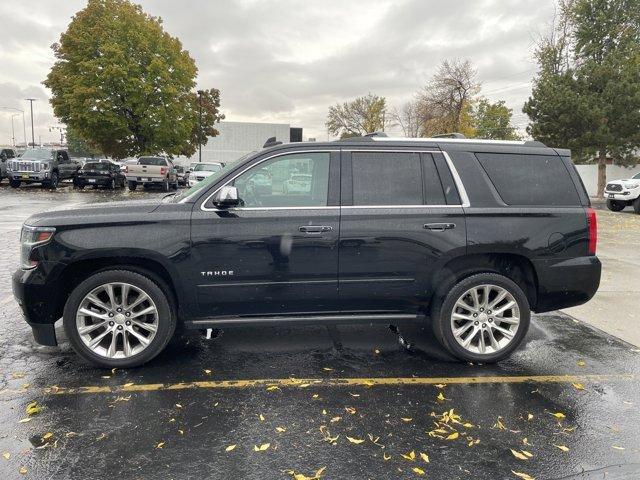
9,179 -> 20,188
633,197 -> 640,214
430,273 -> 530,363
45,172 -> 59,190
77,184 -> 85,190
606,199 -> 625,212
128,181 -> 137,191
63,269 -> 176,368
161,178 -> 170,192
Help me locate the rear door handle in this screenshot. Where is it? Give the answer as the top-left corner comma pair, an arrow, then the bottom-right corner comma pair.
299,225 -> 333,234
424,223 -> 455,231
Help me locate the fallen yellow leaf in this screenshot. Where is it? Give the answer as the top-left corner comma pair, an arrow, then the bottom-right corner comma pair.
510,449 -> 530,460
26,401 -> 42,416
527,413 -> 534,421
511,471 -> 535,480
446,432 -> 459,440
225,444 -> 236,452
572,383 -> 584,391
383,452 -> 391,461
204,369 -> 212,375
345,407 -> 356,415
401,417 -> 413,422
612,445 -> 625,450
18,418 -> 31,424
413,467 -> 425,475
2,452 -> 10,460
276,427 -> 286,433
42,432 -> 53,440
553,445 -> 569,452
156,442 -> 165,449
401,450 -> 416,461
259,414 -> 265,421
267,385 -> 280,391
436,392 -> 447,401
254,443 -> 270,451
175,403 -> 183,409
346,436 -> 364,444
550,412 -> 566,419
577,360 -> 586,367
19,467 -> 28,475
420,452 -> 429,463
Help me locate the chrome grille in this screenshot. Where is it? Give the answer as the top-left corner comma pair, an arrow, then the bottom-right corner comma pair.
606,183 -> 622,192
12,161 -> 41,173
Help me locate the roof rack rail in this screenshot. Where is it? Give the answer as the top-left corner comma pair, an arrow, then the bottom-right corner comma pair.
263,137 -> 283,148
523,140 -> 547,147
433,132 -> 466,139
364,131 -> 387,138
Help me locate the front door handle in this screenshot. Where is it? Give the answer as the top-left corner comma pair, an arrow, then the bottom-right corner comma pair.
424,223 -> 455,231
299,225 -> 333,234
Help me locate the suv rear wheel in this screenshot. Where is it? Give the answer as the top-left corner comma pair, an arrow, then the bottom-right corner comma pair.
431,273 -> 530,363
63,270 -> 176,368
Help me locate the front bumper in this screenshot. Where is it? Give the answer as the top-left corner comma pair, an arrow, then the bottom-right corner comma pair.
533,256 -> 601,313
604,188 -> 640,201
9,172 -> 49,183
12,264 -> 63,346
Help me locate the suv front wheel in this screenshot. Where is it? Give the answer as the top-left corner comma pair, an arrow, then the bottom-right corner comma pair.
431,273 -> 530,363
63,270 -> 176,368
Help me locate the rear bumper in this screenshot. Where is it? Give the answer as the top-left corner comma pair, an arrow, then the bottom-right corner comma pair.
533,256 -> 601,313
12,265 -> 62,346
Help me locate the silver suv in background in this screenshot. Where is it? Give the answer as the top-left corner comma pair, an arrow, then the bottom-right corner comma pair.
7,148 -> 79,189
0,147 -> 18,183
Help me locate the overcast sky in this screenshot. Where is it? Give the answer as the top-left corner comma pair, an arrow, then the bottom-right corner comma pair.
0,0 -> 557,145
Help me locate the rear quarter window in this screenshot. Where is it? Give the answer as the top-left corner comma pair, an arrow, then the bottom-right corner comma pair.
475,153 -> 581,206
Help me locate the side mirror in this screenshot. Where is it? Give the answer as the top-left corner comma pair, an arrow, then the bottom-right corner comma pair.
213,185 -> 240,208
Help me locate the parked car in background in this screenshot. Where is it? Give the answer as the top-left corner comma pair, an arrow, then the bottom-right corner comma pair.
74,160 -> 126,189
283,173 -> 312,194
604,172 -> 640,213
12,135 -> 600,368
124,156 -> 178,191
0,147 -> 18,183
6,148 -> 78,189
175,165 -> 189,186
188,162 -> 224,187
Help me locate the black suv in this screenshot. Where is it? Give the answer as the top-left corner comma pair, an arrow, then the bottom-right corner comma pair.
13,136 -> 601,368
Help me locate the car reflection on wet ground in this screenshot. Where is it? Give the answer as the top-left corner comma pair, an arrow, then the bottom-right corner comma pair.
0,184 -> 638,479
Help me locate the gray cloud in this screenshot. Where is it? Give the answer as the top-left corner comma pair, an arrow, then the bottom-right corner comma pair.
0,0 -> 555,144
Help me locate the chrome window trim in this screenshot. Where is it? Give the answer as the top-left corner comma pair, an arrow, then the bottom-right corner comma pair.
199,148 -> 471,212
200,149 -> 334,212
371,136 -> 528,145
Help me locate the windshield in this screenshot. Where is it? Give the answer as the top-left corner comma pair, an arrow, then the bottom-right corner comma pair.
633,172 -> 640,180
194,163 -> 222,172
138,157 -> 166,166
19,149 -> 53,161
84,162 -> 109,171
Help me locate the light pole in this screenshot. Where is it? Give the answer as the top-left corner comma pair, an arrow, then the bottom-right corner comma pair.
25,98 -> 36,148
10,113 -> 20,146
0,107 -> 26,147
197,90 -> 204,163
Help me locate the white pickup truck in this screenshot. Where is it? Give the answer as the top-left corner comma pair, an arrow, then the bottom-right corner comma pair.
124,156 -> 178,191
604,172 -> 640,213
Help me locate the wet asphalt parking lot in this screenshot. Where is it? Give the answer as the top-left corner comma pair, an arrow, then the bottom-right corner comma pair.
0,182 -> 639,480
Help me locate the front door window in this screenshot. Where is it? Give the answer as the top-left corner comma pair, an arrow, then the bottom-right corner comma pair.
233,152 -> 330,208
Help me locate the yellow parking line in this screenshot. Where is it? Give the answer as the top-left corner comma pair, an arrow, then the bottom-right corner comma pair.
29,373 -> 633,396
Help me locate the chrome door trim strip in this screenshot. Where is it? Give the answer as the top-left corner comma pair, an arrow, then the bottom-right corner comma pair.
198,147 -> 471,211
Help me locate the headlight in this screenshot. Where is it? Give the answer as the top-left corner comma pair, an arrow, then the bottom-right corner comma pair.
20,225 -> 56,269
624,183 -> 640,189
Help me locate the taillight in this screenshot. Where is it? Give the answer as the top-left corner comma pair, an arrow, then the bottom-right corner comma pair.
160,167 -> 167,175
587,207 -> 597,255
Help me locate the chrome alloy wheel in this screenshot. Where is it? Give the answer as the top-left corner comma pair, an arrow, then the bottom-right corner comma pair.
450,284 -> 520,355
76,282 -> 159,359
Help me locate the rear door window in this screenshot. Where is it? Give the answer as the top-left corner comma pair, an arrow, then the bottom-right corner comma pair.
351,152 -> 423,205
476,153 -> 580,206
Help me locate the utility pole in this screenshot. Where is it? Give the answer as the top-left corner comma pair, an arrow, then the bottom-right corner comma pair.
197,90 -> 204,163
0,107 -> 26,147
10,113 -> 20,146
25,98 -> 36,148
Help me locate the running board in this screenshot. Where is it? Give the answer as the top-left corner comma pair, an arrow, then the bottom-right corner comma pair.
185,313 -> 421,329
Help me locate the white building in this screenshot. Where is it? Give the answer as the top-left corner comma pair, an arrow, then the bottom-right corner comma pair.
173,121 -> 303,166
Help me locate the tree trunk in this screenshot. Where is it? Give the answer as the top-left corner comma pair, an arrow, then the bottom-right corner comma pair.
597,148 -> 607,198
